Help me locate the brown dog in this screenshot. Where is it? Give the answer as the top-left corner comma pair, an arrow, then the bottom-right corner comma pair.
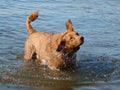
24,11 -> 84,70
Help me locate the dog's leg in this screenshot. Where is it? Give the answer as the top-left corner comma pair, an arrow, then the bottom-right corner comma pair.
24,40 -> 35,61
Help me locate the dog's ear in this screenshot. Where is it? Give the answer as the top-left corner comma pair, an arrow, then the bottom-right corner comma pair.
65,19 -> 74,32
56,41 -> 65,52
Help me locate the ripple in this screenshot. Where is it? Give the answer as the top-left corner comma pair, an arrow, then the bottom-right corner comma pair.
0,0 -> 120,89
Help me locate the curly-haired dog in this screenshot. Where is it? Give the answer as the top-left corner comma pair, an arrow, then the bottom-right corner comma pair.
24,11 -> 84,70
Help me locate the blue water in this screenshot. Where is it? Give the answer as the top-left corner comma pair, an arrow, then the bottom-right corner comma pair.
0,0 -> 120,90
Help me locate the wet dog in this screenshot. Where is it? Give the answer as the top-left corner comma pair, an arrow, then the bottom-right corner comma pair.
24,11 -> 84,70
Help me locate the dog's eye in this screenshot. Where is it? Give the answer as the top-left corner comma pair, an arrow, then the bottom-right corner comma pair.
76,33 -> 79,35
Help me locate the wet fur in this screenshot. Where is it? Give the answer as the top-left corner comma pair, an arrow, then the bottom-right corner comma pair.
24,11 -> 84,70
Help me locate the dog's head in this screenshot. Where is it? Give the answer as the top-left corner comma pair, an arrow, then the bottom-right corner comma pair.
57,19 -> 84,53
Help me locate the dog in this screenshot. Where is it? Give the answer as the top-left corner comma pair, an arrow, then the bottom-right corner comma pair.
24,11 -> 84,70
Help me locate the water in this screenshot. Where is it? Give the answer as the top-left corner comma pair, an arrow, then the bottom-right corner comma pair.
0,0 -> 120,90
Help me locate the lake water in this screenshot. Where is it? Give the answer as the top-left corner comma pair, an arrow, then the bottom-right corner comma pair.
0,0 -> 120,90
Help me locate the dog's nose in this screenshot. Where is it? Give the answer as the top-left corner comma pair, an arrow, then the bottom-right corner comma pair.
80,36 -> 84,45
80,36 -> 84,41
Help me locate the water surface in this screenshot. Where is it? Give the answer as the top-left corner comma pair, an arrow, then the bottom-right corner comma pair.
0,0 -> 120,90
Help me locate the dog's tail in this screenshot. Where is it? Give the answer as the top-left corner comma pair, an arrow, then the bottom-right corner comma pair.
26,11 -> 39,35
